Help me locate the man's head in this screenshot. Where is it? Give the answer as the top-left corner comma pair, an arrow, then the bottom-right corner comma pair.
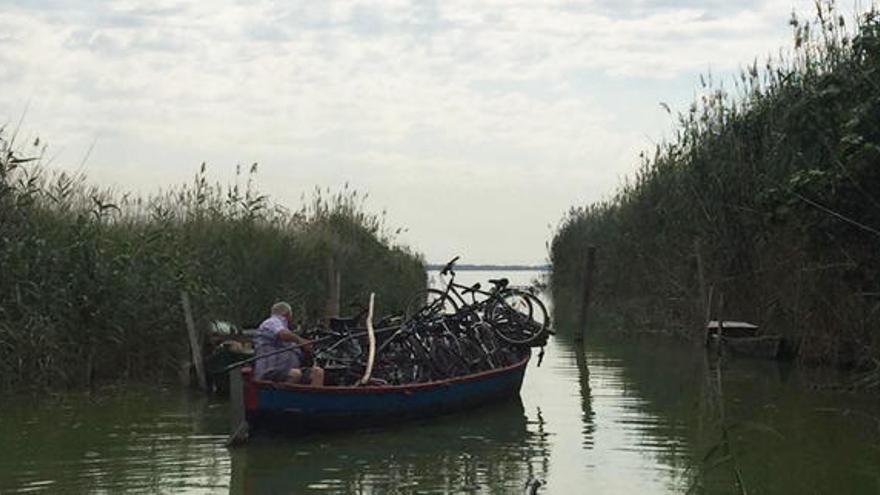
271,301 -> 293,322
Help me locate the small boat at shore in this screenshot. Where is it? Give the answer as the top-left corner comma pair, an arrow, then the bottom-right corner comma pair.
705,321 -> 783,360
228,348 -> 531,440
715,335 -> 783,360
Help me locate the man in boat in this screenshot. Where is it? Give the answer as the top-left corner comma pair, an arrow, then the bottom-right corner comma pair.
253,302 -> 325,386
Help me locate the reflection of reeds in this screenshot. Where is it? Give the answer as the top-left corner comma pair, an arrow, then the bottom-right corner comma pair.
688,353 -> 787,494
0,131 -> 425,392
550,3 -> 880,368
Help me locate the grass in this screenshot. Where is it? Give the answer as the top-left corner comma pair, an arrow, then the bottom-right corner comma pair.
0,133 -> 426,392
550,2 -> 880,370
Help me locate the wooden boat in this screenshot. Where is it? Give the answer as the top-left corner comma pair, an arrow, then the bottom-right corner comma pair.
706,320 -> 759,339
229,348 -> 531,437
704,320 -> 782,360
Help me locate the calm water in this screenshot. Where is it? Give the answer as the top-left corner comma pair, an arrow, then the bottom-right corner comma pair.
1,270 -> 879,494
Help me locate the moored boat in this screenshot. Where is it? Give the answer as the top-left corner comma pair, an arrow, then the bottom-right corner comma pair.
231,347 -> 531,437
704,320 -> 783,360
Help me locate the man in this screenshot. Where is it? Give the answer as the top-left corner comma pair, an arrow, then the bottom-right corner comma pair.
253,301 -> 324,386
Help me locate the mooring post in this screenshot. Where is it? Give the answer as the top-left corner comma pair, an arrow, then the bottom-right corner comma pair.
180,291 -> 207,391
325,256 -> 341,318
716,292 -> 725,358
226,366 -> 249,447
694,239 -> 709,346
577,246 -> 597,342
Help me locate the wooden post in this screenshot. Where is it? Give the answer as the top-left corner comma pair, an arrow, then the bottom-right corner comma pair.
694,240 -> 708,323
695,239 -> 710,347
325,256 -> 341,318
577,246 -> 597,342
181,291 -> 207,391
226,367 -> 249,447
716,292 -> 725,358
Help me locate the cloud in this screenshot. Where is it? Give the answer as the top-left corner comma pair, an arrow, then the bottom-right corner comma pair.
0,0 -> 824,262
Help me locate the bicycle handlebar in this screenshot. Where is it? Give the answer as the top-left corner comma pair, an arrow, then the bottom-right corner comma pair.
440,256 -> 460,276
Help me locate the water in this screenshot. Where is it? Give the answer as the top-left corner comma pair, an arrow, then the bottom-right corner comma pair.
1,270 -> 879,494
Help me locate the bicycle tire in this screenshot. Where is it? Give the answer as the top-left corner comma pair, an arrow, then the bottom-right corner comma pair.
487,289 -> 550,345
404,288 -> 459,320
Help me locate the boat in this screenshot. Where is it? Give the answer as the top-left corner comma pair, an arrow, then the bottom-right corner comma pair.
704,320 -> 782,360
706,320 -> 759,339
228,347 -> 531,439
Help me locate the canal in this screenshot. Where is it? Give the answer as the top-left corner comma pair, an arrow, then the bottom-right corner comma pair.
1,270 -> 878,493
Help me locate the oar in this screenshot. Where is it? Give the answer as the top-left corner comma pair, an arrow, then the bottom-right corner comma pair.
222,325 -> 401,372
358,293 -> 377,385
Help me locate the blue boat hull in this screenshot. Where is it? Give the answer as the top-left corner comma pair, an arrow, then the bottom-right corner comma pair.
243,350 -> 530,434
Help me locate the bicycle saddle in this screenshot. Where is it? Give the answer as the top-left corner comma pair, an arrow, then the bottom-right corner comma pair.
488,278 -> 509,288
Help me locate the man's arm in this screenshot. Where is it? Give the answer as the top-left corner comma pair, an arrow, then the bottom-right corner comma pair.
278,329 -> 312,351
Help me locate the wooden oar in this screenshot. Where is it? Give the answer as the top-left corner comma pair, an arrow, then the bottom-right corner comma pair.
222,324 -> 400,372
358,293 -> 377,385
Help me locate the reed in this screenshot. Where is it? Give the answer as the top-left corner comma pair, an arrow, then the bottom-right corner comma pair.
550,2 -> 880,368
0,136 -> 425,392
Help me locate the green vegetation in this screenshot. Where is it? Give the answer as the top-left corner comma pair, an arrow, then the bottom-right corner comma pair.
0,132 -> 425,392
551,4 -> 880,369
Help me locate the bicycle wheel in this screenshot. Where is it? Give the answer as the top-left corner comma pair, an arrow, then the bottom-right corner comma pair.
471,321 -> 500,368
486,289 -> 549,345
522,292 -> 550,340
404,288 -> 459,320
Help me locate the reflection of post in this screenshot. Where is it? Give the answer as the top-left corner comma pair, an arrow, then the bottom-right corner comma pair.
228,445 -> 248,492
577,246 -> 597,342
574,343 -> 595,448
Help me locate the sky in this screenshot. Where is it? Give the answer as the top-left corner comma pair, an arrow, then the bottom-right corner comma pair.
0,0 -> 827,264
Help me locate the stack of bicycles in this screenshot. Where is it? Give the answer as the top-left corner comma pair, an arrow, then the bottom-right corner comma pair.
307,256 -> 551,386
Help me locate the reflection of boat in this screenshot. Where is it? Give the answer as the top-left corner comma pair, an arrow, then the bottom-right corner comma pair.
237,349 -> 531,435
717,335 -> 783,360
229,398 -> 538,493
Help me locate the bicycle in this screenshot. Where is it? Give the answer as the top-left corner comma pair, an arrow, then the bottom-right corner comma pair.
405,256 -> 551,345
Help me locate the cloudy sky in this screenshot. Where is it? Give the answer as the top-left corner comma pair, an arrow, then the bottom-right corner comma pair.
0,0 -> 824,264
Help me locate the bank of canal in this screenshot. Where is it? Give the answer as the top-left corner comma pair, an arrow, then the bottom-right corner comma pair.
1,271 -> 878,493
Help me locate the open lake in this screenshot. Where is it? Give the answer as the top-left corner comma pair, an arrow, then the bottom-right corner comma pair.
1,270 -> 878,493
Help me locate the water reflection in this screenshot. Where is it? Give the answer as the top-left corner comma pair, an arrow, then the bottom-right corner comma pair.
0,389 -> 230,494
2,271 -> 879,493
573,343 -> 596,449
229,398 -> 550,494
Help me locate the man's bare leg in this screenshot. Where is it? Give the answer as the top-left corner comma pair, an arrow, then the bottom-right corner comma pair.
310,366 -> 325,387
285,367 -> 324,386
286,368 -> 303,384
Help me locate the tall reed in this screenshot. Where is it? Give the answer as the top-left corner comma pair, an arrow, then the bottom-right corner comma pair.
550,3 -> 880,369
0,136 -> 425,392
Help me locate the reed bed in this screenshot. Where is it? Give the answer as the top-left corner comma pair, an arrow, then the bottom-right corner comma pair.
0,135 -> 425,392
550,2 -> 880,371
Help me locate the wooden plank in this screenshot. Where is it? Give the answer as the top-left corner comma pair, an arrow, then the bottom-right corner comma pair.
181,291 -> 207,391
707,321 -> 758,330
